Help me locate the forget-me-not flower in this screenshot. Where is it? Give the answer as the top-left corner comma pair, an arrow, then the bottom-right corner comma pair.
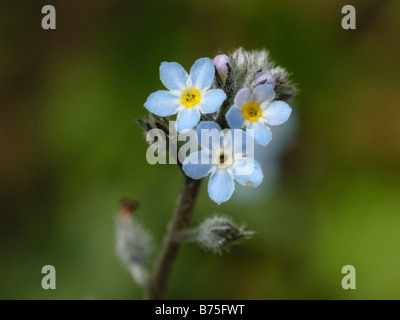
225,84 -> 292,146
182,122 -> 263,205
144,58 -> 226,132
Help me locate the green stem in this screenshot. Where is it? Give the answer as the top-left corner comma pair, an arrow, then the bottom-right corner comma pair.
147,176 -> 202,300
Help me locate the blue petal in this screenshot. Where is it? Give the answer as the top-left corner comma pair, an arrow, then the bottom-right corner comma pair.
189,58 -> 215,90
234,87 -> 251,107
208,170 -> 235,205
160,62 -> 189,91
196,121 -> 222,150
182,151 -> 212,179
144,90 -> 180,116
264,101 -> 292,125
230,129 -> 249,156
226,105 -> 245,129
248,122 -> 272,146
253,84 -> 275,104
233,159 -> 263,187
199,89 -> 226,114
176,108 -> 201,132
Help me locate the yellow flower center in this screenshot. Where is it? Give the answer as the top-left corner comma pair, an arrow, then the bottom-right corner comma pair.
181,89 -> 201,108
242,102 -> 262,122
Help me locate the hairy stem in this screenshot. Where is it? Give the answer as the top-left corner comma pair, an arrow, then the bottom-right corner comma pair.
147,176 -> 202,300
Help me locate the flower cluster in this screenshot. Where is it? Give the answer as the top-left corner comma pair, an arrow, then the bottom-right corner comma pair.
143,48 -> 296,204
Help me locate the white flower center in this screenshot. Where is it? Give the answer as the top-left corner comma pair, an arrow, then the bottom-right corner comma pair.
213,148 -> 233,169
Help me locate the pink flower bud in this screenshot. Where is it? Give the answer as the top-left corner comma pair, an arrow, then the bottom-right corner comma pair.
256,70 -> 276,85
213,54 -> 231,78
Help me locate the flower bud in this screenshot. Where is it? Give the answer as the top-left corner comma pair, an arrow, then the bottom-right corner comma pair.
213,54 -> 231,79
196,215 -> 254,253
256,70 -> 276,85
231,47 -> 248,70
271,66 -> 288,83
115,199 -> 152,287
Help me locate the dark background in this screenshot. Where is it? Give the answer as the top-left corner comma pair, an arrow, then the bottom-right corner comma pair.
1,0 -> 399,299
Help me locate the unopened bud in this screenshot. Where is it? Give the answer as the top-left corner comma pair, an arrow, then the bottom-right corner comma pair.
256,70 -> 276,85
115,199 -> 152,287
213,54 -> 231,79
196,216 -> 254,253
231,47 -> 248,70
271,66 -> 288,84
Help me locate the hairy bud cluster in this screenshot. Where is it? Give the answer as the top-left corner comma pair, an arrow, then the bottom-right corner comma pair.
176,215 -> 255,253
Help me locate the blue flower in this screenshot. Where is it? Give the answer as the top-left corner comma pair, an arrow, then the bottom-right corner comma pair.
225,84 -> 292,146
182,122 -> 263,205
144,58 -> 227,132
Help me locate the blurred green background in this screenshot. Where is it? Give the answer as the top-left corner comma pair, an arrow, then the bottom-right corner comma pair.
1,0 -> 400,299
